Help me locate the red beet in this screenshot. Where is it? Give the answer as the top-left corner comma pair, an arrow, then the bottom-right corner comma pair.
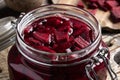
77,0 -> 84,8
34,45 -> 56,53
71,45 -> 82,52
80,26 -> 92,42
24,25 -> 33,34
105,0 -> 119,10
54,31 -> 69,43
46,16 -> 63,27
28,37 -> 41,46
111,6 -> 120,23
23,15 -> 93,53
97,0 -> 106,7
89,0 -> 98,2
71,18 -> 89,37
88,9 -> 97,15
54,36 -> 74,52
53,42 -> 72,53
71,18 -> 92,42
74,36 -> 89,48
97,0 -> 108,11
33,31 -> 51,44
72,20 -> 82,30
57,20 -> 71,33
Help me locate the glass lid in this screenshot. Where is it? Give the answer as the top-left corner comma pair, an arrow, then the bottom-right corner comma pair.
0,17 -> 16,51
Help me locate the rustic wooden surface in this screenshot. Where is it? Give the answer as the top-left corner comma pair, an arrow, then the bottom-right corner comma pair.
0,0 -> 120,80
0,47 -> 10,80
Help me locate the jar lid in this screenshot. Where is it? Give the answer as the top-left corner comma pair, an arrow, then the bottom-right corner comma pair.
0,17 -> 16,51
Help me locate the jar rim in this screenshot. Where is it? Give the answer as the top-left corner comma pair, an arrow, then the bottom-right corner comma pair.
17,4 -> 101,57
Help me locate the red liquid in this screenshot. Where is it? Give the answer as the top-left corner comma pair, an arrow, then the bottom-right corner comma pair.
23,15 -> 93,53
8,15 -> 107,80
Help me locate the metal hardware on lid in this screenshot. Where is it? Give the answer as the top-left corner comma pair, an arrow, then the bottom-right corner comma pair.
85,48 -> 118,80
16,12 -> 26,25
98,48 -> 118,80
85,59 -> 98,80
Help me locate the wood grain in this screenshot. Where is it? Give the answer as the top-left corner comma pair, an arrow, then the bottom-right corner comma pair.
0,47 -> 11,80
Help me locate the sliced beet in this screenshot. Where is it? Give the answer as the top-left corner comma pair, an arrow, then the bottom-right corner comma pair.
71,45 -> 82,52
77,0 -> 84,8
54,31 -> 69,43
35,25 -> 46,33
105,0 -> 119,10
80,26 -> 92,42
24,25 -> 33,34
70,18 -> 83,29
110,6 -> 120,23
71,19 -> 87,37
23,15 -> 93,53
28,37 -> 41,46
46,16 -> 63,27
97,0 -> 106,7
83,0 -> 98,9
24,36 -> 31,45
57,21 -> 71,33
72,24 -> 92,42
53,36 -> 74,53
33,31 -> 51,44
74,36 -> 89,48
86,2 -> 98,9
34,45 -> 56,53
88,9 -> 97,15
89,0 -> 98,2
53,41 -> 72,53
97,0 -> 108,11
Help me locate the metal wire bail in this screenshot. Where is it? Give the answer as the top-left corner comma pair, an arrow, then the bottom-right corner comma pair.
98,48 -> 118,80
85,47 -> 118,80
85,59 -> 98,80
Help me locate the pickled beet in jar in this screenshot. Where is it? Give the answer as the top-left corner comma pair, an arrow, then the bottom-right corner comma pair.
8,4 -> 117,80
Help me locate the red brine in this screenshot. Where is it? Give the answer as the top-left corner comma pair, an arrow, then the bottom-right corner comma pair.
8,14 -> 107,80
23,15 -> 93,53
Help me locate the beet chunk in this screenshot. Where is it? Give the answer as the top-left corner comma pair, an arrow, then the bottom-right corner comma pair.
23,15 -> 93,53
80,26 -> 92,42
89,0 -> 98,2
54,31 -> 69,43
71,45 -> 82,52
83,0 -> 98,9
74,36 -> 89,48
34,45 -> 56,53
33,31 -> 51,44
24,25 -> 33,34
77,0 -> 84,8
97,0 -> 106,8
88,9 -> 97,15
71,19 -> 88,37
46,16 -> 63,27
105,0 -> 119,10
53,42 -> 72,53
57,20 -> 71,33
28,37 -> 41,46
71,18 -> 92,42
110,6 -> 120,23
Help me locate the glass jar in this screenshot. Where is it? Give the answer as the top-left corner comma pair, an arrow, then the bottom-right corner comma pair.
7,4 -> 117,80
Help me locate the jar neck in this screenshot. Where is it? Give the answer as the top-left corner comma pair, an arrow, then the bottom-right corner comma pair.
16,4 -> 102,66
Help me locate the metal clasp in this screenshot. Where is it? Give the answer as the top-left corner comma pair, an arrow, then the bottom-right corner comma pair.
85,48 -> 118,80
98,48 -> 118,80
85,59 -> 98,80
